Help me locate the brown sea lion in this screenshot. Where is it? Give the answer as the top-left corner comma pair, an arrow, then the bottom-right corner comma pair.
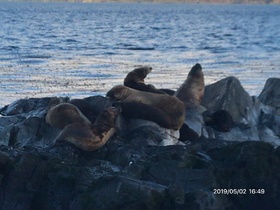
106,85 -> 185,130
175,63 -> 204,108
124,66 -> 168,94
45,102 -> 91,129
56,106 -> 121,151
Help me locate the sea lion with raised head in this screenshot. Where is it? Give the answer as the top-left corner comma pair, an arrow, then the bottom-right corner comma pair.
106,85 -> 185,130
124,66 -> 168,94
56,106 -> 121,151
175,63 -> 205,108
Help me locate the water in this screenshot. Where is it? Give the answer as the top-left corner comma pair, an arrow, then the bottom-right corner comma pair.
0,2 -> 280,108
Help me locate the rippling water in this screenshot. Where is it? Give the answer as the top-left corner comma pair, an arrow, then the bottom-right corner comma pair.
0,2 -> 280,107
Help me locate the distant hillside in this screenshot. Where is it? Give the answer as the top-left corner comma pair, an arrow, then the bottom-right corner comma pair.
2,0 -> 280,3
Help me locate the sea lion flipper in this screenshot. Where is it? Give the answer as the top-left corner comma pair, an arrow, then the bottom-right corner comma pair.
113,101 -> 172,129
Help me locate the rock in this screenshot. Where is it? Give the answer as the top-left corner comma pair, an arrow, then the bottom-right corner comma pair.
259,78 -> 280,112
257,78 -> 280,145
0,86 -> 280,209
0,98 -> 60,149
201,77 -> 265,142
179,106 -> 208,141
0,97 -> 68,117
258,107 -> 280,147
0,151 -> 48,210
258,125 -> 280,147
202,76 -> 254,124
1,138 -> 279,209
209,141 -> 280,210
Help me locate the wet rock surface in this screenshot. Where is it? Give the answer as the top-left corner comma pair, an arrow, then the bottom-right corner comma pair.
0,77 -> 280,210
259,78 -> 280,112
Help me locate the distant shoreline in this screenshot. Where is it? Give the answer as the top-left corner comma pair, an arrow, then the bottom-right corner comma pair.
1,1 -> 280,4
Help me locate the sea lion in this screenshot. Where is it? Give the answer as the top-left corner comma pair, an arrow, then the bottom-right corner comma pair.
124,66 -> 167,94
203,110 -> 233,132
106,85 -> 185,130
175,63 -> 204,108
56,106 -> 121,151
45,102 -> 91,129
158,88 -> 175,95
69,99 -> 98,123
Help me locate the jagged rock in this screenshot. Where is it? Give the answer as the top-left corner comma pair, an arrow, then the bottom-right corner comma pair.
272,115 -> 280,137
209,141 -> 280,210
258,125 -> 280,146
202,76 -> 254,124
0,98 -> 60,149
201,77 -> 264,142
0,138 -> 279,209
258,105 -> 280,146
0,97 -> 68,117
257,78 -> 280,145
259,78 -> 280,112
0,82 -> 280,210
180,106 -> 208,141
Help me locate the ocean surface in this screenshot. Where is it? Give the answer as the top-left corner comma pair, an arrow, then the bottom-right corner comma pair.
0,2 -> 280,108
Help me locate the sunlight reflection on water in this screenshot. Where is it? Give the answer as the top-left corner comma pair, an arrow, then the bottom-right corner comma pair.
0,3 -> 280,107
0,54 -> 279,108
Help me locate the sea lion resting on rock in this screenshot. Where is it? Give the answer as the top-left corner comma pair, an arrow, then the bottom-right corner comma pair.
106,85 -> 185,130
124,66 -> 173,95
175,63 -> 204,108
46,100 -> 121,151
46,102 -> 91,129
56,106 -> 121,151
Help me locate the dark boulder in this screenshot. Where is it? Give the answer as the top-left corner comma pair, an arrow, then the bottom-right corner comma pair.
259,78 -> 280,112
201,77 -> 276,143
0,87 -> 280,209
202,76 -> 255,124
179,106 -> 208,141
1,137 -> 279,209
209,141 -> 280,210
257,78 -> 280,145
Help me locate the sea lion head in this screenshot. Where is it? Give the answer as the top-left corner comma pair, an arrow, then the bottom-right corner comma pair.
103,106 -> 122,121
188,63 -> 203,79
128,66 -> 152,82
46,97 -> 69,111
93,106 -> 122,133
106,85 -> 131,101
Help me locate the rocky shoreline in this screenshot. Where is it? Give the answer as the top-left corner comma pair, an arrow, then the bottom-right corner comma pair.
0,76 -> 280,209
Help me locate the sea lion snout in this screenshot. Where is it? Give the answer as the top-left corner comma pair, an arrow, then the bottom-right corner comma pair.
134,66 -> 152,76
189,63 -> 202,77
